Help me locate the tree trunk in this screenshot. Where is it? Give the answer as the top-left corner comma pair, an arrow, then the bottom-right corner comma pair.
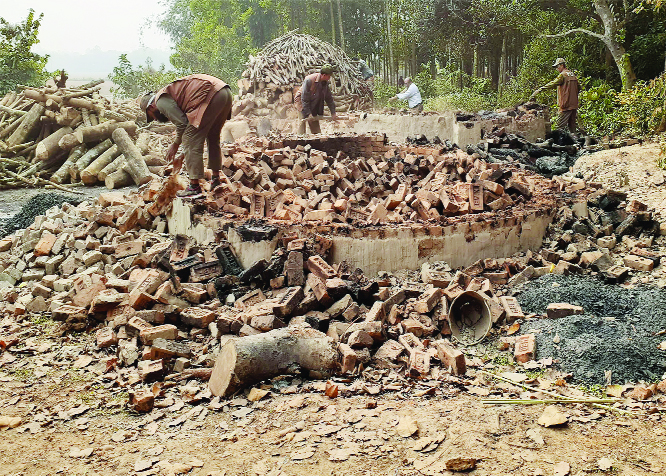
35,126 -> 73,161
208,324 -> 338,397
98,154 -> 126,181
51,144 -> 87,184
330,0 -> 336,45
105,166 -> 133,189
385,0 -> 394,87
74,121 -> 137,145
112,128 -> 153,186
7,103 -> 45,147
70,139 -> 113,182
336,0 -> 345,51
499,33 -> 507,96
81,144 -> 121,185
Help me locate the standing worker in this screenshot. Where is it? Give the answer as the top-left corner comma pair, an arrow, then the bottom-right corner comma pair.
530,58 -> 580,134
140,74 -> 232,197
295,64 -> 337,134
358,58 -> 375,83
390,77 -> 423,113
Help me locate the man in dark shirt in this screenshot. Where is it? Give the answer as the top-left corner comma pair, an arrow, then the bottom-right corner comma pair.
140,74 -> 232,197
296,64 -> 337,134
530,58 -> 581,134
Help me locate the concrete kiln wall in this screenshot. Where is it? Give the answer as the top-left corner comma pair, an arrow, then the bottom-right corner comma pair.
352,113 -> 549,145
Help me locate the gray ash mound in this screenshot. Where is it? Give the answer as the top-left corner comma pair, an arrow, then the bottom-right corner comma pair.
0,193 -> 81,238
516,274 -> 666,385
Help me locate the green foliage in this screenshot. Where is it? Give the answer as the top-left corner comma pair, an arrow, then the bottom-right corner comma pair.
578,73 -> 666,138
0,9 -> 49,95
108,54 -> 179,99
372,78 -> 398,107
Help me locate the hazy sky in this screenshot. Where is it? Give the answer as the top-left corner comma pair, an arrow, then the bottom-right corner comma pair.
3,1 -> 172,54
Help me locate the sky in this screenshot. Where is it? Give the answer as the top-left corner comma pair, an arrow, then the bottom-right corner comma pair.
2,1 -> 173,76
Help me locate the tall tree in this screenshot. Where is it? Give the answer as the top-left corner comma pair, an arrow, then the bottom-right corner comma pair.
545,0 -> 638,89
0,9 -> 49,94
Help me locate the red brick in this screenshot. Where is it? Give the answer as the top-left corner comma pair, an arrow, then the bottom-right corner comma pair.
325,380 -> 339,398
180,307 -> 215,328
500,296 -> 525,323
96,327 -> 118,348
126,316 -> 152,337
273,286 -> 304,318
137,359 -> 165,382
514,334 -> 536,363
628,386 -> 653,401
34,231 -> 57,257
129,389 -> 155,412
90,289 -> 126,313
114,240 -> 144,258
347,330 -> 374,349
546,303 -> 584,319
398,332 -> 424,354
284,251 -> 304,286
117,206 -> 140,234
623,255 -> 654,272
139,324 -> 178,345
414,288 -> 443,314
52,305 -> 87,323
306,255 -> 336,281
408,349 -> 431,376
338,343 -> 357,373
434,340 -> 466,375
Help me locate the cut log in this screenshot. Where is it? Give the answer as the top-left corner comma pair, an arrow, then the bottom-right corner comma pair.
7,103 -> 45,147
0,115 -> 24,140
81,144 -> 121,185
70,138 -> 113,182
51,144 -> 87,184
35,126 -> 73,161
74,121 -> 136,144
98,154 -> 125,181
58,132 -> 83,151
209,324 -> 338,397
23,89 -> 62,104
136,132 -> 150,154
143,152 -> 166,166
112,127 -> 152,185
105,166 -> 133,189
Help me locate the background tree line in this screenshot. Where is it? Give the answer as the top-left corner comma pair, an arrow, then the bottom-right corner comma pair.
4,2 -> 666,137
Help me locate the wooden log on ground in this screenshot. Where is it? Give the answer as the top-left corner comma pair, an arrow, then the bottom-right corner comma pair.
62,86 -> 101,101
81,144 -> 121,185
0,105 -> 27,117
143,152 -> 166,166
7,103 -> 45,147
0,116 -> 24,140
51,144 -> 87,184
136,132 -> 150,154
74,121 -> 136,145
112,128 -> 152,185
208,324 -> 337,397
105,163 -> 132,189
98,154 -> 126,181
70,138 -> 113,182
23,89 -> 62,105
35,126 -> 73,161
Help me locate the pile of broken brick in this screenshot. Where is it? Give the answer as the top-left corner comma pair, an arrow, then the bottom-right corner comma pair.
204,134 -> 552,224
0,132 -> 663,412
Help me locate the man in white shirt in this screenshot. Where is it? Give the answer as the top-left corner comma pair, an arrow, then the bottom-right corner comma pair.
391,77 -> 423,112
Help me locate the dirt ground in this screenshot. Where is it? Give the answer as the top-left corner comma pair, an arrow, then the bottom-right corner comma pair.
1,329 -> 665,476
573,143 -> 666,216
2,142 -> 666,476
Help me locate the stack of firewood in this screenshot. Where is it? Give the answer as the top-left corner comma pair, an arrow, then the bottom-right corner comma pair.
233,32 -> 372,119
0,81 -> 167,191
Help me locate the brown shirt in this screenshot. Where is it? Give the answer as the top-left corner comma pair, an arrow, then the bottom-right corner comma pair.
296,73 -> 336,117
155,74 -> 228,130
543,69 -> 580,111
